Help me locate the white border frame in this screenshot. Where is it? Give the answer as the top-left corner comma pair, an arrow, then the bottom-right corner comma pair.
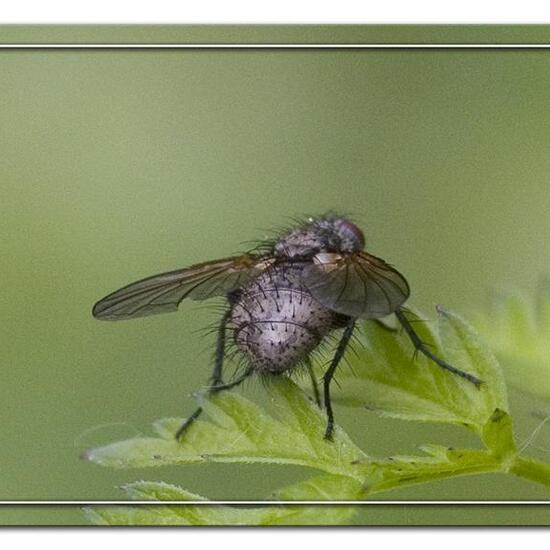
3,44 -> 550,48
4,39 -> 550,506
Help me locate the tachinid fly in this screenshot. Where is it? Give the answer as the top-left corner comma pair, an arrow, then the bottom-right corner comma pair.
92,214 -> 482,441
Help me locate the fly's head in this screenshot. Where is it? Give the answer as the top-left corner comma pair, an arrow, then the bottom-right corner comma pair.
315,216 -> 366,254
273,214 -> 365,259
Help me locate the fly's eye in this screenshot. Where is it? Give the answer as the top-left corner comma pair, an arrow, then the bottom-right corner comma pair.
339,221 -> 365,250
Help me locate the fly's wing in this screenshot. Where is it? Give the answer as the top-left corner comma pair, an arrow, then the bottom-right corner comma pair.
92,255 -> 272,321
300,251 -> 410,319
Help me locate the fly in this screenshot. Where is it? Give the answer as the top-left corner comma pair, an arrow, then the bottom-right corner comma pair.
92,214 -> 482,441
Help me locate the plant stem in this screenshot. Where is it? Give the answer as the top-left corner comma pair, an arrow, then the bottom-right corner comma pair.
509,455 -> 550,488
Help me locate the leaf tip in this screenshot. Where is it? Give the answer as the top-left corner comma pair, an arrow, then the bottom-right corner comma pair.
490,408 -> 507,423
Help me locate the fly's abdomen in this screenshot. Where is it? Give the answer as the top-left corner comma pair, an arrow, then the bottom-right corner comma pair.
230,268 -> 335,374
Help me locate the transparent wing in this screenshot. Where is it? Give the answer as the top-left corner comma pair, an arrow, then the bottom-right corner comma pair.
92,255 -> 272,321
300,251 -> 410,319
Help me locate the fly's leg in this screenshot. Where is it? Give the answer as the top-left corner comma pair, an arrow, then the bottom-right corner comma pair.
394,308 -> 483,387
211,308 -> 232,386
305,356 -> 321,407
176,308 -> 232,441
175,367 -> 254,441
175,406 -> 203,440
323,321 -> 356,441
210,367 -> 254,395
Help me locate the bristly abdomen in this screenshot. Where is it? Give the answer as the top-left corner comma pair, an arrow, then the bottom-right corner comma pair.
230,265 -> 338,374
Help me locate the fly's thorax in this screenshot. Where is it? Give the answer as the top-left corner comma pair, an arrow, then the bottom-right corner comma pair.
273,228 -> 326,259
230,266 -> 336,374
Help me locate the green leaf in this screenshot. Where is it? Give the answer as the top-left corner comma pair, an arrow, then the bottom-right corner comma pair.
355,445 -> 502,495
121,481 -> 206,502
259,473 -> 364,525
271,472 -> 365,500
83,482 -> 265,526
83,377 -> 367,482
307,307 -> 508,433
481,408 -> 516,458
84,475 -> 364,526
256,503 -> 359,526
83,303 -> 550,526
473,281 -> 550,402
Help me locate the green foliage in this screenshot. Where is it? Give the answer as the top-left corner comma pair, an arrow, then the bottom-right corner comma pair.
473,279 -> 550,402
84,306 -> 550,526
84,476 -> 363,526
83,377 -> 367,480
306,307 -> 507,434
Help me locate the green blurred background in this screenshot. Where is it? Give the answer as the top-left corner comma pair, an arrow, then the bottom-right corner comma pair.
3,26 -> 550,524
